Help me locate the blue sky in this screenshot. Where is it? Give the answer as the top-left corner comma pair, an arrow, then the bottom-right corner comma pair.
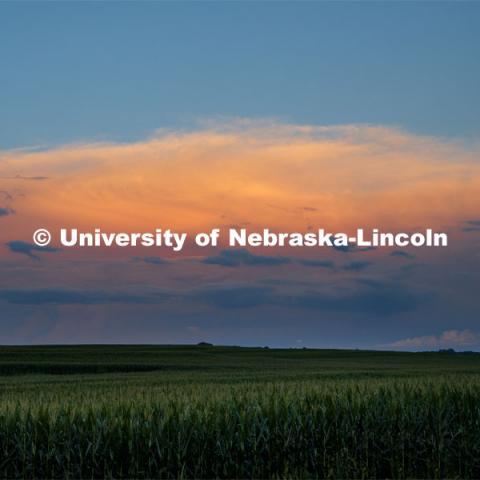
1,2 -> 479,149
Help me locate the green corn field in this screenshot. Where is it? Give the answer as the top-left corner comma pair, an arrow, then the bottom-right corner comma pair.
0,345 -> 479,479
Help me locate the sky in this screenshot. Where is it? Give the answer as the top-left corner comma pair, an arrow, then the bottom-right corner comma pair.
0,2 -> 479,348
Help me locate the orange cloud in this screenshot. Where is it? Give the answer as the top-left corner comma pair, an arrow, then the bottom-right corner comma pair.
0,122 -> 479,258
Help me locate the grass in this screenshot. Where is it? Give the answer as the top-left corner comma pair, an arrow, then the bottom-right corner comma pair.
0,345 -> 479,478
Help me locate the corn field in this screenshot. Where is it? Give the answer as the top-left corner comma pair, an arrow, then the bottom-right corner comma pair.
0,346 -> 479,479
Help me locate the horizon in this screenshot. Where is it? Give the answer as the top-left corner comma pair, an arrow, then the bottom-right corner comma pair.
0,342 -> 477,354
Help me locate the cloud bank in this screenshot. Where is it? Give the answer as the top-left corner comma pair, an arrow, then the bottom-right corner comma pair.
390,329 -> 480,349
0,121 -> 479,346
1,121 -> 479,250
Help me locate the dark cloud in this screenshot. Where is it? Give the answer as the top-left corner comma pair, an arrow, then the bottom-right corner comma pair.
0,288 -> 163,305
194,281 -> 427,316
0,175 -> 48,181
195,285 -> 274,309
202,249 -> 291,267
202,249 -> 337,269
342,261 -> 372,272
282,283 -> 428,316
134,256 -> 168,265
390,250 -> 415,260
296,258 -> 335,268
6,241 -> 60,259
0,207 -> 14,217
462,220 -> 480,232
332,244 -> 375,253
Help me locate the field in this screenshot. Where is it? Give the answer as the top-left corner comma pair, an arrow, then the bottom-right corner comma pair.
0,345 -> 480,479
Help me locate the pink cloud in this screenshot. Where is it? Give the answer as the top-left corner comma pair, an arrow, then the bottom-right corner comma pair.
390,329 -> 480,348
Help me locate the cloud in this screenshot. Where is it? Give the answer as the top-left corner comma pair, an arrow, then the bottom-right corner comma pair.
332,245 -> 376,253
202,249 -> 336,269
0,288 -> 162,305
0,207 -> 14,217
389,329 -> 480,349
0,174 -> 48,181
202,249 -> 291,267
1,121 -> 479,249
134,256 -> 169,265
342,261 -> 373,272
5,241 -> 60,259
296,258 -> 335,268
194,280 -> 426,315
0,120 -> 477,345
195,285 -> 274,309
462,220 -> 480,233
390,250 -> 415,260
282,284 -> 425,316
